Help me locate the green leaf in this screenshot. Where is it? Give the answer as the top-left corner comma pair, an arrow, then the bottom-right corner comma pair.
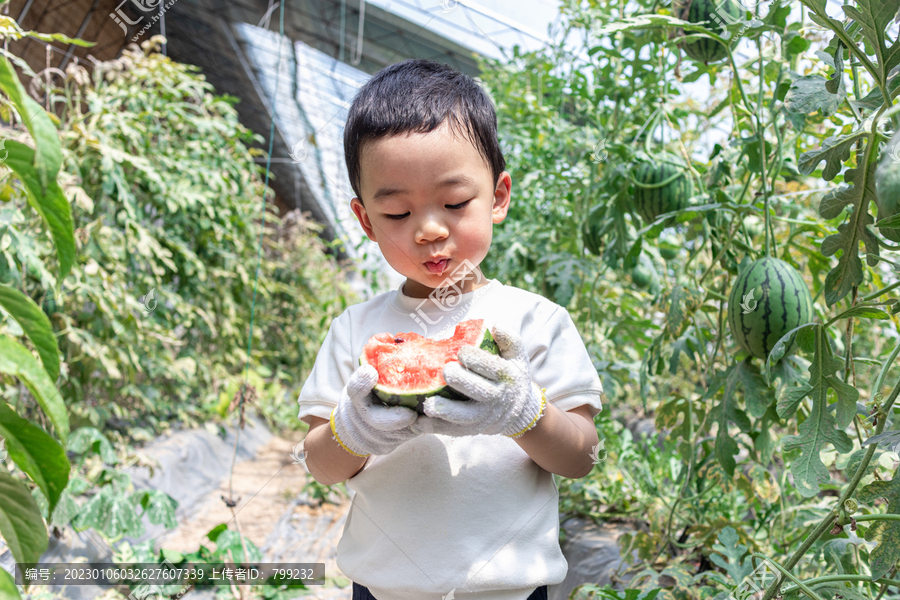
781,327 -> 855,497
0,566 -> 21,600
825,41 -> 845,94
66,427 -> 118,464
663,285 -> 705,337
0,284 -> 59,381
798,133 -> 867,181
710,526 -> 753,586
784,75 -> 846,117
831,306 -> 890,322
740,359 -> 776,419
25,31 -> 96,47
73,483 -> 144,539
1,141 -> 76,281
130,489 -> 178,529
0,471 -> 48,565
0,335 -> 67,444
710,363 -> 752,477
857,468 -> 900,580
818,160 -> 880,307
0,56 -> 61,193
843,0 -> 900,79
0,402 -> 69,516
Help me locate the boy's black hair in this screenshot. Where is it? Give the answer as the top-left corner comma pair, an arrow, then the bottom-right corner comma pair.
343,58 -> 506,202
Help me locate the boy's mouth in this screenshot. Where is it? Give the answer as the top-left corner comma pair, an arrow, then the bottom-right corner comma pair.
425,258 -> 450,274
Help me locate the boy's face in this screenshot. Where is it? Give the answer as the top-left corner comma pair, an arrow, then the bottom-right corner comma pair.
350,121 -> 511,299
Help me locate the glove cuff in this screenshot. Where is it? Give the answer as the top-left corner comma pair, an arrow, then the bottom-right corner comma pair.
505,385 -> 547,439
330,406 -> 371,457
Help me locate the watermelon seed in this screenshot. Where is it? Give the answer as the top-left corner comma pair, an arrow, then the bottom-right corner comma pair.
394,337 -> 404,343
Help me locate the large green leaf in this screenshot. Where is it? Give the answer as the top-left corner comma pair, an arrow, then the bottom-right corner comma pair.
0,402 -> 69,516
798,132 -> 867,181
710,526 -> 754,586
785,75 -> 847,117
709,363 -> 752,477
73,483 -> 144,540
818,158 -> 880,307
1,141 -> 76,282
0,56 -> 61,193
0,471 -> 48,565
781,327 -> 855,497
0,335 -> 68,445
857,468 -> 900,580
0,564 -> 21,600
843,0 -> 900,80
0,284 -> 59,381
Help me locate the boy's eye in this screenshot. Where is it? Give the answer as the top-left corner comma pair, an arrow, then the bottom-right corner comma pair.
383,200 -> 471,220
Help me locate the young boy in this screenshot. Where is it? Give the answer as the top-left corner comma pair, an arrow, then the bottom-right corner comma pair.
298,58 -> 604,600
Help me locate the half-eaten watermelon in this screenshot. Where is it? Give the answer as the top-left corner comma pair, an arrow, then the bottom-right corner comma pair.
359,319 -> 500,414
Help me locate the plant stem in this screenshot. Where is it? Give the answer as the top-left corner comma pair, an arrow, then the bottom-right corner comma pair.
861,280 -> 900,302
780,574 -> 900,596
854,514 -> 900,523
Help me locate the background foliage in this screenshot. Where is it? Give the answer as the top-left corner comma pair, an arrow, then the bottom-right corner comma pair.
477,1 -> 900,599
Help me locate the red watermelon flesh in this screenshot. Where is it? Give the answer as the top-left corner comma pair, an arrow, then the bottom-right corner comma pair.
359,319 -> 499,413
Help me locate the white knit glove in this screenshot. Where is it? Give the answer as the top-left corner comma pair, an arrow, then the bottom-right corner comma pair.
330,364 -> 423,457
409,324 -> 547,438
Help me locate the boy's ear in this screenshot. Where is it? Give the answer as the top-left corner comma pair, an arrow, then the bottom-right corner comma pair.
492,171 -> 512,224
351,197 -> 378,242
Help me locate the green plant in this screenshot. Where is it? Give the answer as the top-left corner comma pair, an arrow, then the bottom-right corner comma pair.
477,1 -> 900,599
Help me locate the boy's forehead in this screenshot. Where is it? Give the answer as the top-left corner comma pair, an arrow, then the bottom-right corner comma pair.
358,125 -> 491,187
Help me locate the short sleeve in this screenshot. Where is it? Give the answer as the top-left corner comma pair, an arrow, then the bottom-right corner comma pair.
297,311 -> 355,423
528,307 -> 604,419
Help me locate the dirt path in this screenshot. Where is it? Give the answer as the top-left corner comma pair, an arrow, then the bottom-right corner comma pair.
153,434 -> 354,599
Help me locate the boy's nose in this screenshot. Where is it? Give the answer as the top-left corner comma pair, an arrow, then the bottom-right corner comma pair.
415,219 -> 449,244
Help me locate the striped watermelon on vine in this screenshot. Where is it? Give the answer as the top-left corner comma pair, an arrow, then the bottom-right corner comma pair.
727,257 -> 813,360
632,153 -> 694,226
678,0 -> 743,64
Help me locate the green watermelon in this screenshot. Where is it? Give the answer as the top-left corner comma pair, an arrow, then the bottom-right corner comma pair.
632,253 -> 661,295
875,129 -> 900,242
727,257 -> 813,360
360,319 -> 500,414
679,0 -> 743,64
583,203 -> 605,256
633,154 -> 694,226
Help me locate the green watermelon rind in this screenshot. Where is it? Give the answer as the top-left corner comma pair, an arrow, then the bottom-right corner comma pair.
360,326 -> 500,415
727,257 -> 814,361
632,155 -> 694,226
679,0 -> 743,64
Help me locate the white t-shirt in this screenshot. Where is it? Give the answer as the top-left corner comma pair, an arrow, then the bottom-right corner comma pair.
297,279 -> 604,600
